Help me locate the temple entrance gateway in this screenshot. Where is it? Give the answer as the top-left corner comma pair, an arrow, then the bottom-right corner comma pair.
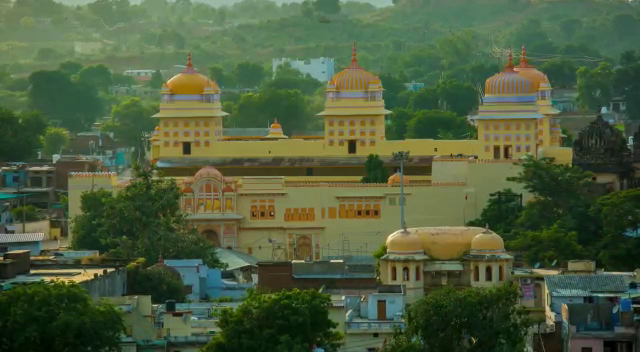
201,229 -> 220,247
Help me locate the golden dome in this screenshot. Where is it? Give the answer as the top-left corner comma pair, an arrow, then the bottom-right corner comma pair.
414,226 -> 488,260
264,118 -> 288,139
166,52 -> 212,95
484,48 -> 535,96
194,165 -> 223,180
470,227 -> 505,253
386,229 -> 423,252
329,43 -> 380,91
388,172 -> 409,185
514,45 -> 550,91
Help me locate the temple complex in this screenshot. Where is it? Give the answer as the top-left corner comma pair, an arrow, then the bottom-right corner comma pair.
69,44 -> 582,261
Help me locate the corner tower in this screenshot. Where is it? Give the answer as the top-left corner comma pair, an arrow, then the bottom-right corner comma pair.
514,45 -> 561,148
318,43 -> 391,155
474,49 -> 540,159
151,53 -> 228,161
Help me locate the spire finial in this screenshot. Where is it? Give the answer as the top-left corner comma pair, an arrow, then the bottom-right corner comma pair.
351,42 -> 358,67
505,47 -> 514,71
186,52 -> 193,68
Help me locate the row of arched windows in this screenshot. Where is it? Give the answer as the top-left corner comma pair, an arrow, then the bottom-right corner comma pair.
473,265 -> 504,282
390,265 -> 420,281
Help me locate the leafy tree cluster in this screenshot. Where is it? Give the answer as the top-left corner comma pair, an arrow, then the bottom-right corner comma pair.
387,108 -> 476,141
104,97 -> 158,163
382,284 -> 530,352
470,156 -> 640,270
127,258 -> 187,304
575,50 -> 640,119
203,289 -> 342,352
0,107 -> 46,161
0,281 -> 124,352
361,154 -> 389,183
72,165 -> 223,268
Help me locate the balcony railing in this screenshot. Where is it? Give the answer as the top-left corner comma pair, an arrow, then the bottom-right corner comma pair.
345,321 -> 405,332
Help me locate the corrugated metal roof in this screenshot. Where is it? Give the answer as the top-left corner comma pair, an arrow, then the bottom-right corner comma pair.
0,233 -> 45,243
546,275 -> 628,297
214,248 -> 258,271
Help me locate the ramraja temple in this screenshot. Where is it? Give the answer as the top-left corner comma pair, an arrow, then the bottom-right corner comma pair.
68,44 -> 639,263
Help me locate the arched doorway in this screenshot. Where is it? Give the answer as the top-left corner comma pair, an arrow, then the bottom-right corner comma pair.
295,235 -> 313,261
202,229 -> 220,247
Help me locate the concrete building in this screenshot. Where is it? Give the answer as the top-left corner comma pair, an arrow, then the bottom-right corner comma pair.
0,251 -> 127,298
258,260 -> 376,293
0,233 -> 44,255
74,41 -> 103,56
343,285 -> 406,351
272,57 -> 335,83
105,295 -> 218,352
562,301 -> 636,352
164,259 -> 207,301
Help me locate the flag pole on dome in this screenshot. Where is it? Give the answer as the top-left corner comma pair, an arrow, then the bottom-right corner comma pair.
351,42 -> 358,67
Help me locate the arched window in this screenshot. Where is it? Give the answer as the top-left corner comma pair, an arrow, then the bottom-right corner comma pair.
473,266 -> 479,282
402,267 -> 409,281
499,265 -> 504,281
485,265 -> 493,282
391,266 -> 397,281
415,266 -> 421,281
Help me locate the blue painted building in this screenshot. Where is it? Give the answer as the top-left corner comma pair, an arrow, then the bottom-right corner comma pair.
0,164 -> 27,189
0,233 -> 44,255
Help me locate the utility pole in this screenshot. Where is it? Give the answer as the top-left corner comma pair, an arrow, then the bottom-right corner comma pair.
392,151 -> 410,231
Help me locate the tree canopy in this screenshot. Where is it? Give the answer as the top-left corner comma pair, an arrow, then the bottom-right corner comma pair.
361,154 -> 389,183
203,289 -> 342,352
381,284 -> 530,352
28,70 -> 104,132
0,108 -> 46,162
127,258 -> 187,303
105,97 -> 158,162
42,126 -> 70,156
0,281 -> 124,352
72,165 -> 223,268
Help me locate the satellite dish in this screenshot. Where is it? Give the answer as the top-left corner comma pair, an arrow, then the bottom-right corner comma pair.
551,260 -> 558,267
534,262 -> 541,269
613,305 -> 620,314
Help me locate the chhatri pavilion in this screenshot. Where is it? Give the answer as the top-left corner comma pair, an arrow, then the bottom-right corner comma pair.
69,44 -> 573,261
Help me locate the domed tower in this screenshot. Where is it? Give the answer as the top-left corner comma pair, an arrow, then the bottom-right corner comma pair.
465,227 -> 512,288
573,113 -> 634,191
318,43 -> 391,155
152,53 -> 228,161
474,48 -> 540,160
380,229 -> 428,302
515,45 -> 562,148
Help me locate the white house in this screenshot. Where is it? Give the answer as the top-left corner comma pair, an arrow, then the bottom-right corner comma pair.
272,57 -> 335,83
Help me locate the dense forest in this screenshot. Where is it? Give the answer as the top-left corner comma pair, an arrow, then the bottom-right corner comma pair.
1,0 -> 639,151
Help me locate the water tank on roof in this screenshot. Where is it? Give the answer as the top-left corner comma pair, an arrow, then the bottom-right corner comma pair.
166,300 -> 176,312
52,154 -> 60,164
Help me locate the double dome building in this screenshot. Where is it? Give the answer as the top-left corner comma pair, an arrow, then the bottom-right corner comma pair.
380,226 -> 512,302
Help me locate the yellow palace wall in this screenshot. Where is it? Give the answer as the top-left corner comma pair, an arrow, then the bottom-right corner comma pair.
67,160 -> 528,261
154,136 -> 482,159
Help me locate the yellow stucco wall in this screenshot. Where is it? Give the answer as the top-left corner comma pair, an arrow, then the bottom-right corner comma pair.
68,159 -> 530,260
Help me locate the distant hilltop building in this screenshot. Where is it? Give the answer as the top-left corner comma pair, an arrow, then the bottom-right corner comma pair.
272,57 -> 335,83
404,81 -> 425,92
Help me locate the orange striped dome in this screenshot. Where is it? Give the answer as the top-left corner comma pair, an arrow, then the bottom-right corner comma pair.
485,49 -> 535,96
329,43 -> 380,92
514,45 -> 550,91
